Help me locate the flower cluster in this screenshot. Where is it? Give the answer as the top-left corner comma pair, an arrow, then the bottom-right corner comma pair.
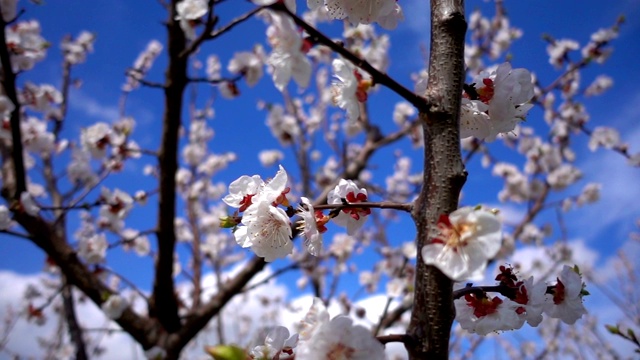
123,40 -> 163,92
5,20 -> 48,72
245,297 -> 385,359
61,31 -> 96,65
224,165 -> 293,262
308,0 -> 404,30
223,166 -> 370,261
455,265 -> 588,335
296,297 -> 386,359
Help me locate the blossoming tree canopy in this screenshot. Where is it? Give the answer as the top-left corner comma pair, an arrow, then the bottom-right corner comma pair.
1,0 -> 638,359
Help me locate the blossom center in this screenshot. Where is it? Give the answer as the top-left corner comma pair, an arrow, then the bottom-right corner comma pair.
342,191 -> 371,220
327,342 -> 355,360
477,78 -> 495,103
433,214 -> 476,250
238,194 -> 254,212
465,293 -> 502,318
553,278 -> 566,304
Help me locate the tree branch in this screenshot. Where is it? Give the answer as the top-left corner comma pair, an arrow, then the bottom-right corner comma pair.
269,3 -> 429,113
180,0 -> 218,58
314,201 -> 412,213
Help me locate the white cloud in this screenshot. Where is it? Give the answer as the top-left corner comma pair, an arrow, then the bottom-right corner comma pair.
0,271 -> 145,359
67,90 -> 156,141
572,91 -> 640,242
504,239 -> 599,281
69,89 -> 121,124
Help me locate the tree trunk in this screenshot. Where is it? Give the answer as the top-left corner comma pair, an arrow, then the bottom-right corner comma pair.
406,1 -> 467,359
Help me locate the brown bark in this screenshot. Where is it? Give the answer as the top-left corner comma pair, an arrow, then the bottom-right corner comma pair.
61,278 -> 88,360
406,1 -> 467,359
150,0 -> 188,335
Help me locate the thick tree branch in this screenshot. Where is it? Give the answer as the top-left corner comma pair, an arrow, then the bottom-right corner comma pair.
173,256 -> 266,351
407,1 -> 467,359
13,212 -> 155,348
61,278 -> 88,360
151,0 -> 188,334
0,10 -> 27,199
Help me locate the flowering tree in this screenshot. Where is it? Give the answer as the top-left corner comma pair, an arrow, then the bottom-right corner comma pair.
0,0 -> 638,359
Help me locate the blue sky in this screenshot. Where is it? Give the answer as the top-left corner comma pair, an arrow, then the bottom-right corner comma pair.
1,0 -> 639,358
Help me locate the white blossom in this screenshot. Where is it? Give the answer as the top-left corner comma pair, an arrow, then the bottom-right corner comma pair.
546,164 -> 582,190
0,205 -> 13,230
455,295 -> 524,335
61,31 -> 96,64
516,276 -> 548,327
266,14 -> 311,91
265,104 -> 300,145
392,102 -> 416,127
259,149 -> 285,167
421,207 -> 502,281
588,126 -> 620,151
547,39 -> 579,68
544,265 -> 587,324
81,122 -> 112,159
331,58 -> 360,123
228,51 -> 263,87
124,40 -> 163,91
576,183 -> 601,206
465,63 -> 534,141
175,0 -> 208,20
20,192 -> 40,216
460,98 -> 491,140
20,116 -> 55,154
78,233 -> 108,264
297,197 -> 324,256
585,75 -> 613,96
327,179 -> 370,235
101,294 -> 128,320
224,165 -> 288,211
250,326 -> 298,359
297,315 -> 386,360
234,200 -> 292,262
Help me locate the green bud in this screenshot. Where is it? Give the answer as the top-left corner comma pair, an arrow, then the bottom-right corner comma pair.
204,345 -> 246,360
219,216 -> 239,229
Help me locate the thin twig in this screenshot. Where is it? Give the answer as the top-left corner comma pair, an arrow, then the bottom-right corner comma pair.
269,3 -> 429,113
377,333 -> 412,345
314,201 -> 413,213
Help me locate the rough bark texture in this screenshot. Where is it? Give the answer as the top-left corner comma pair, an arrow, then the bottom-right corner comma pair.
406,0 -> 467,359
